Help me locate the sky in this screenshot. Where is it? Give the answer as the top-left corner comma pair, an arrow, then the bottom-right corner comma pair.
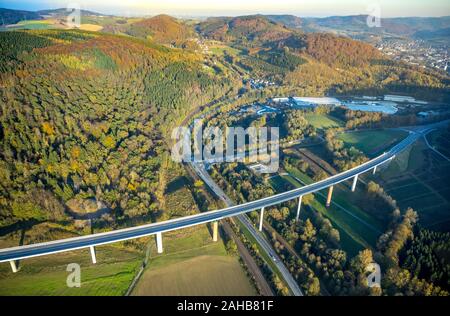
1,0 -> 449,17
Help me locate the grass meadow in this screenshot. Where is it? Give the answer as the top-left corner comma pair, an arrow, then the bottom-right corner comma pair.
131,225 -> 257,296
338,129 -> 408,156
0,244 -> 143,296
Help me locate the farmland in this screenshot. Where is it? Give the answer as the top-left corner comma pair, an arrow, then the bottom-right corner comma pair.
337,129 -> 408,156
304,113 -> 344,130
0,244 -> 142,296
427,129 -> 450,159
131,226 -> 257,296
209,43 -> 242,57
378,138 -> 450,232
132,255 -> 255,296
2,19 -> 57,30
0,16 -> 139,32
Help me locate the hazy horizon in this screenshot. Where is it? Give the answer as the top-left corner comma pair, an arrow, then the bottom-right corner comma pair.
1,0 -> 449,18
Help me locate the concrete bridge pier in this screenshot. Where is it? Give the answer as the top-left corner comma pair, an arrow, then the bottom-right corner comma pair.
213,221 -> 219,242
296,195 -> 303,221
9,260 -> 18,273
351,174 -> 359,192
259,207 -> 265,231
156,232 -> 163,254
326,186 -> 334,207
373,165 -> 377,175
90,246 -> 97,264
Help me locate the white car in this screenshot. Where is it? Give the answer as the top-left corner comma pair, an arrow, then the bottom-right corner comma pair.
270,253 -> 278,262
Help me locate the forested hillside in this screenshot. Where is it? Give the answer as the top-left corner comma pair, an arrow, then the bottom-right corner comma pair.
300,15 -> 450,39
198,15 -> 293,45
0,8 -> 42,25
125,15 -> 196,47
0,29 -> 232,229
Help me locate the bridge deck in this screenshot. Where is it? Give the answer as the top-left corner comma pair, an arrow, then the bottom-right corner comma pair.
0,133 -> 420,263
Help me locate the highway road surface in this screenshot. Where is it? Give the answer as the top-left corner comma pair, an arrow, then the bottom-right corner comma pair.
190,162 -> 304,296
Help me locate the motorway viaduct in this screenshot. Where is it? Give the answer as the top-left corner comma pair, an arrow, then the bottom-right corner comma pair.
0,130 -> 423,276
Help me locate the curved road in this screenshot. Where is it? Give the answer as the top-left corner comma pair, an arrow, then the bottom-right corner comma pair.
191,160 -> 304,295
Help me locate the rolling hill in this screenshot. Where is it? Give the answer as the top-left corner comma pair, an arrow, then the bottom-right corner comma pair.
199,14 -> 381,63
37,8 -> 109,17
265,15 -> 303,29
0,8 -> 42,25
413,27 -> 450,42
300,15 -> 450,44
0,7 -> 110,26
126,15 -> 196,46
198,15 -> 293,45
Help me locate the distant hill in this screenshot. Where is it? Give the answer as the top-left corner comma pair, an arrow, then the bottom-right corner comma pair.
286,32 -> 382,67
302,15 -> 368,32
383,16 -> 450,36
126,14 -> 196,46
265,15 -> 303,29
0,8 -> 42,25
196,14 -> 449,103
413,27 -> 450,42
0,7 -> 111,26
301,15 -> 450,43
38,8 -> 109,17
198,15 -> 293,45
200,14 -> 450,43
198,14 -> 380,67
196,17 -> 231,41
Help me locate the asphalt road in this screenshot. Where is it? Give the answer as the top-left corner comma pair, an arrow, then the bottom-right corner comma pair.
191,162 -> 304,296
237,213 -> 304,296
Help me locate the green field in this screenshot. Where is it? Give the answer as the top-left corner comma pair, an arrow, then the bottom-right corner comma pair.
281,166 -> 384,257
427,129 -> 450,158
209,44 -> 242,57
132,226 -> 257,296
379,139 -> 450,232
80,16 -> 142,26
269,175 -> 291,193
132,255 -> 255,296
0,245 -> 142,296
338,129 -> 408,156
4,20 -> 57,30
304,113 -> 344,130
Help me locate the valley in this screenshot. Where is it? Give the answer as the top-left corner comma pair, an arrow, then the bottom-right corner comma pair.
0,5 -> 449,298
